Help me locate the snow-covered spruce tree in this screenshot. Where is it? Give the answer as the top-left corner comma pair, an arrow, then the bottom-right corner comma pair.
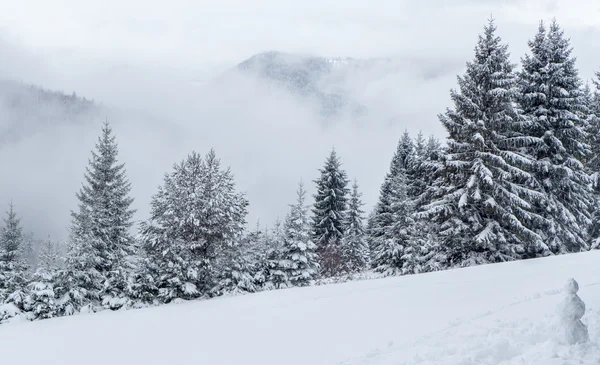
583,83 -> 600,169
394,131 -> 415,176
19,232 -> 37,272
269,217 -> 285,254
414,132 -> 426,159
38,236 -> 63,271
24,268 -> 58,321
56,122 -> 136,314
341,179 -> 369,273
263,218 -> 286,290
311,149 -> 350,277
56,208 -> 104,315
372,171 -> 415,275
270,182 -> 319,288
408,132 -> 427,199
0,203 -> 28,308
519,20 -> 592,253
368,132 -> 414,268
211,242 -> 260,296
133,150 -> 248,304
421,19 -> 547,267
212,222 -> 267,296
23,237 -> 62,321
242,224 -> 270,289
412,135 -> 445,211
588,77 -> 600,247
410,134 -> 446,273
400,131 -> 440,274
409,132 -> 443,209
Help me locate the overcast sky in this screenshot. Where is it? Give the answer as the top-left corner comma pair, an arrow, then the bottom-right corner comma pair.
2,0 -> 600,79
1,0 -> 600,240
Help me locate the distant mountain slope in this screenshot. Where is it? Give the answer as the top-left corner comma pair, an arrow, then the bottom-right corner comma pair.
0,79 -> 103,147
235,51 -> 368,118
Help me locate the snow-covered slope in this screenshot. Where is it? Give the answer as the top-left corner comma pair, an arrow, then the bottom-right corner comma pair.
234,51 -> 364,118
0,79 -> 103,148
3,251 -> 600,364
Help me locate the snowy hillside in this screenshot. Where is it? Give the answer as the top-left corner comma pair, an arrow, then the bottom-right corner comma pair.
2,251 -> 600,365
0,79 -> 103,147
235,51 -> 370,117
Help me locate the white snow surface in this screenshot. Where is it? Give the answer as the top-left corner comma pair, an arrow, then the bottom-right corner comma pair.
3,251 -> 600,364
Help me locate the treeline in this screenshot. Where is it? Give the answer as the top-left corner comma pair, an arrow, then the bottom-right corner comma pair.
1,18 -> 600,323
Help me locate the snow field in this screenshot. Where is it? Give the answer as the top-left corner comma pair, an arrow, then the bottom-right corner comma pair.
2,251 -> 600,364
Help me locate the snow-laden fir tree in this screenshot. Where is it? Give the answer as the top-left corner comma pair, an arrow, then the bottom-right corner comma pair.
372,171 -> 415,275
414,132 -> 426,159
270,182 -> 319,288
410,135 -> 446,273
19,232 -> 37,271
341,179 -> 369,273
38,236 -> 63,271
237,223 -> 270,289
415,135 -> 444,208
408,133 -> 443,210
421,19 -> 547,267
263,218 -> 286,290
588,77 -> 600,247
311,149 -> 350,277
24,237 -> 63,321
590,73 -> 600,170
24,268 -> 57,321
212,222 -> 266,296
133,150 -> 248,304
519,20 -> 592,253
211,243 -> 260,296
368,132 -> 414,268
269,217 -> 285,253
56,207 -> 104,315
0,202 -> 28,307
56,122 -> 136,313
393,131 -> 415,177
583,83 -> 600,169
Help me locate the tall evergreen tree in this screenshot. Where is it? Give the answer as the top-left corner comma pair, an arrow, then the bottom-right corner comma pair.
587,75 -> 600,247
270,182 -> 319,288
57,122 -> 136,313
519,20 -> 592,253
368,131 -> 414,268
414,132 -> 426,160
133,150 -> 248,304
422,19 -> 546,267
393,131 -> 415,177
0,202 -> 27,303
406,131 -> 433,211
311,149 -> 350,276
372,172 -> 415,275
341,179 -> 369,273
417,135 -> 444,206
24,237 -> 61,321
18,232 -> 37,271
38,237 -> 63,271
411,135 -> 446,273
212,242 -> 260,296
57,209 -> 104,314
221,224 -> 268,292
